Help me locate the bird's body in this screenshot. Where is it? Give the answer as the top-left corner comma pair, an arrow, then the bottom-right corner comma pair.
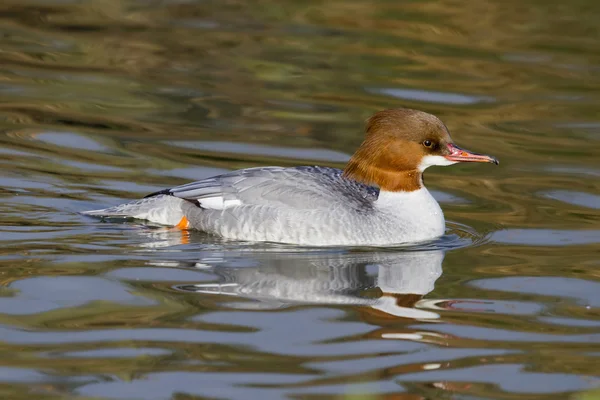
84,108 -> 497,246
85,166 -> 444,246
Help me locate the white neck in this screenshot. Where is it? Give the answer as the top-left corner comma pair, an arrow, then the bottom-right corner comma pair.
376,187 -> 436,208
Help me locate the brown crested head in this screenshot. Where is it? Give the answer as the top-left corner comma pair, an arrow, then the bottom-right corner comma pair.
343,108 -> 498,192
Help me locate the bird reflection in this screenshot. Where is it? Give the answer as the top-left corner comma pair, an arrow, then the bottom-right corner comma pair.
173,247 -> 444,320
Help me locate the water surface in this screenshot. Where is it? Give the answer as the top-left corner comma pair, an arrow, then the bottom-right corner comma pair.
1,0 -> 599,399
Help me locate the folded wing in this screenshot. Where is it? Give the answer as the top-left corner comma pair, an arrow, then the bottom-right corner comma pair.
150,166 -> 378,211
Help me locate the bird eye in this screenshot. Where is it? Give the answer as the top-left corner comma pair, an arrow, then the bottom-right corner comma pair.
423,140 -> 432,147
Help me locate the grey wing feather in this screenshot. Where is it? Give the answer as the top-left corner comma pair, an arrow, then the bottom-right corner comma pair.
160,166 -> 378,210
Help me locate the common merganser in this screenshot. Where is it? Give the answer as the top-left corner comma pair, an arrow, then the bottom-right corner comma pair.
84,108 -> 498,246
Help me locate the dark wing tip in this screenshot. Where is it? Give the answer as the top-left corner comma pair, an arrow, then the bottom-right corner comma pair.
144,188 -> 172,198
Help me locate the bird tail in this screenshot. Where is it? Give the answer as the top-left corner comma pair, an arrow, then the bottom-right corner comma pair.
81,195 -> 186,226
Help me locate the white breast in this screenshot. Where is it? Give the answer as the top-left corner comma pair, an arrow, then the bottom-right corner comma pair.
374,188 -> 446,242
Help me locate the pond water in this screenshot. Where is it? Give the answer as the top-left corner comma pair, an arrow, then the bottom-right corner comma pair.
1,0 -> 599,399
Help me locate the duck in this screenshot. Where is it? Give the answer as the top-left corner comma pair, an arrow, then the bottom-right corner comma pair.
83,108 -> 498,246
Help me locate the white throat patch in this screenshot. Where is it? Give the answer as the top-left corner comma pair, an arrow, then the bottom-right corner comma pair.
418,155 -> 457,171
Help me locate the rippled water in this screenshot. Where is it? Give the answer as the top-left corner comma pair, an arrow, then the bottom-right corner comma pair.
1,0 -> 599,399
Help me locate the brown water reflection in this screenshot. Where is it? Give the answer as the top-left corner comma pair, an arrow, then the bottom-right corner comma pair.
1,0 -> 600,399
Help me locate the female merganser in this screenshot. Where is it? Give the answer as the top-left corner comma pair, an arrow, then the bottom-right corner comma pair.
84,108 -> 498,246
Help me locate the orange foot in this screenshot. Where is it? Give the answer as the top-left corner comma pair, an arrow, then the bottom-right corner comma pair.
173,216 -> 190,244
175,216 -> 190,229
